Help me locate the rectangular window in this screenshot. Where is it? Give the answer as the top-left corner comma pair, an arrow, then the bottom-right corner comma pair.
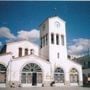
21,73 -> 26,83
27,73 -> 32,83
19,48 -> 22,57
56,34 -> 59,45
37,73 -> 42,83
0,72 -> 6,83
51,33 -> 54,44
43,36 -> 45,46
57,53 -> 59,59
42,37 -> 44,47
61,35 -> 64,45
42,36 -> 45,47
40,37 -> 42,48
25,48 -> 28,56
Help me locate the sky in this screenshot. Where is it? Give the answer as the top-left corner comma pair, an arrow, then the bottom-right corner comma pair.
0,1 -> 90,57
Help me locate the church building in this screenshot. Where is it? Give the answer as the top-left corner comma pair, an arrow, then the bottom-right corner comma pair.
0,16 -> 83,87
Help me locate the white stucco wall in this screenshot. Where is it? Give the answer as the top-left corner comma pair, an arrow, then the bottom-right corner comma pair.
6,40 -> 39,58
7,55 -> 51,83
40,19 -> 49,60
0,53 -> 12,67
50,57 -> 83,82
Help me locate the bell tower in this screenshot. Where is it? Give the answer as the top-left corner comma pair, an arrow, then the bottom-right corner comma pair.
39,16 -> 67,64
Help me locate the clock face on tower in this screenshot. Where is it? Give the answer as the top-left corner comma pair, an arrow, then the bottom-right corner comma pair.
55,21 -> 60,28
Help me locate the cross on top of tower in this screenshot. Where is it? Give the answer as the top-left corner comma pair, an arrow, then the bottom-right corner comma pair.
53,7 -> 57,16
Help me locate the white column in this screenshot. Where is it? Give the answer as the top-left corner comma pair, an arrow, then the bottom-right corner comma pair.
65,71 -> 70,85
79,67 -> 83,86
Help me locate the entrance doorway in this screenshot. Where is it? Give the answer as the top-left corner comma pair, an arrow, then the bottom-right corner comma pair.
32,73 -> 37,86
70,68 -> 79,85
21,63 -> 42,86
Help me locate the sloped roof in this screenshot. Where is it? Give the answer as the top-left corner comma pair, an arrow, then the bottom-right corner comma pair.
6,40 -> 39,48
39,16 -> 65,27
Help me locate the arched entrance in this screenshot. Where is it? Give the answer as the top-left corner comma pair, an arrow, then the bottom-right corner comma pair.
70,68 -> 79,85
21,63 -> 42,86
0,64 -> 6,83
54,67 -> 64,84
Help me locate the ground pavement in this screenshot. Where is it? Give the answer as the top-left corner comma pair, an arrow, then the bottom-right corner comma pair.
0,87 -> 90,90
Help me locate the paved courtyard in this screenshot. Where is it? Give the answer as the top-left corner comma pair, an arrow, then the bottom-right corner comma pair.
0,87 -> 90,90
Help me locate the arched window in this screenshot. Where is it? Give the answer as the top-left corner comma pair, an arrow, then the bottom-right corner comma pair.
25,48 -> 28,56
30,49 -> 34,54
40,34 -> 48,48
51,33 -> 54,44
21,63 -> 42,85
40,37 -> 42,48
70,68 -> 79,83
54,67 -> 64,83
19,48 -> 22,57
0,64 -> 6,83
56,34 -> 59,45
61,35 -> 64,45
